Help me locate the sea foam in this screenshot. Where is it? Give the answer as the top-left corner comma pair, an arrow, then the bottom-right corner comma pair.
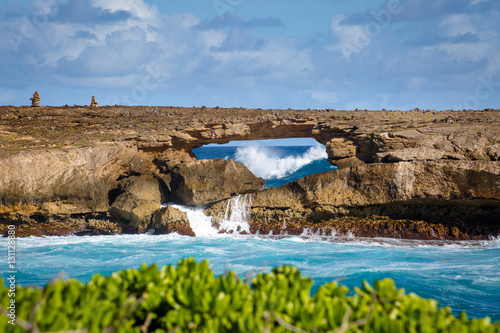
234,145 -> 327,179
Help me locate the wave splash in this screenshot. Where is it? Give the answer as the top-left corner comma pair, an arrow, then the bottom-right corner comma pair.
219,194 -> 252,234
234,145 -> 328,179
168,195 -> 253,237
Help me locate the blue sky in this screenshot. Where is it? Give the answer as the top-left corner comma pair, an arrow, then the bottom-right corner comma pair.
1,0 -> 499,110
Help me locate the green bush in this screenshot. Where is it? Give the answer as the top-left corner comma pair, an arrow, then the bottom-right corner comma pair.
1,258 -> 499,332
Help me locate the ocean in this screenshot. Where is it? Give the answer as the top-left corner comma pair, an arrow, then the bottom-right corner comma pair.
192,144 -> 336,188
2,143 -> 500,321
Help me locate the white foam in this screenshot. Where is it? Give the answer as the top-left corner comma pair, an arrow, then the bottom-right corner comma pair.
488,236 -> 500,248
234,145 -> 327,179
168,204 -> 219,237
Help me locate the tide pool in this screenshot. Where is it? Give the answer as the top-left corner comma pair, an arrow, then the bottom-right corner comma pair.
3,234 -> 499,321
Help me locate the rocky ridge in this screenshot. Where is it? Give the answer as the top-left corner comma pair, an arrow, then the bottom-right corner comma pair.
0,106 -> 499,238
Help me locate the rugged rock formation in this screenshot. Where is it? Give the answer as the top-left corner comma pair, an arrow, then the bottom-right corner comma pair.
375,148 -> 465,162
167,159 -> 265,206
0,142 -> 262,235
206,161 -> 500,239
0,106 -> 499,238
151,205 -> 194,236
109,174 -> 166,233
90,95 -> 98,108
30,91 -> 40,107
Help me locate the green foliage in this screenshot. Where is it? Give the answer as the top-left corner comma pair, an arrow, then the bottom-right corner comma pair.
1,258 -> 499,332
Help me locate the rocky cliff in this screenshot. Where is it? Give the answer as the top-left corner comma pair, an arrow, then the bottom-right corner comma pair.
0,106 -> 499,238
206,161 -> 500,239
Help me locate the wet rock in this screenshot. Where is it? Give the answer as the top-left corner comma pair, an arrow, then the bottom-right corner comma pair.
87,219 -> 119,235
169,158 -> 265,205
109,174 -> 164,232
152,205 -> 194,236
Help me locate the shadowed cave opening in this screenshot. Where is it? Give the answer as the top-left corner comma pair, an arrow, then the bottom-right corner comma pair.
192,138 -> 337,188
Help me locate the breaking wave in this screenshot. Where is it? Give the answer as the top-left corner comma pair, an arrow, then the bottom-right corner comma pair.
234,145 -> 328,179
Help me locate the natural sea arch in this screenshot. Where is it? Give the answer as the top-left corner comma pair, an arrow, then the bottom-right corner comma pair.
192,138 -> 337,188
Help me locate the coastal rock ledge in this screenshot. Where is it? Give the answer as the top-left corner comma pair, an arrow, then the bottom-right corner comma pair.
206,161 -> 500,240
0,106 -> 499,239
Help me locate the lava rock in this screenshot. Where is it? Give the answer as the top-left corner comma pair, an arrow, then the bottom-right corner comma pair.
169,159 -> 264,205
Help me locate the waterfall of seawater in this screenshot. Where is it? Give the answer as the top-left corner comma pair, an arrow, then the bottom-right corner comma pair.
219,194 -> 252,234
169,204 -> 219,237
167,194 -> 252,237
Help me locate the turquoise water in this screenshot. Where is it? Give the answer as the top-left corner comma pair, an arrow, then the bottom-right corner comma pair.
2,143 -> 499,321
2,235 -> 499,321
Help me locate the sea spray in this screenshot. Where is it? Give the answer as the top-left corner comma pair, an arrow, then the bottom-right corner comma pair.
167,195 -> 253,236
219,194 -> 252,234
168,204 -> 219,237
234,145 -> 327,179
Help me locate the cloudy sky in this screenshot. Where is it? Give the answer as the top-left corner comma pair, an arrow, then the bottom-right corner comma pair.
1,0 -> 499,110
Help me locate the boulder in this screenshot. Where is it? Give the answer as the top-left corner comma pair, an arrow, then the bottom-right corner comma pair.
329,156 -> 365,168
151,205 -> 194,236
326,138 -> 356,159
109,174 -> 164,232
169,159 -> 265,205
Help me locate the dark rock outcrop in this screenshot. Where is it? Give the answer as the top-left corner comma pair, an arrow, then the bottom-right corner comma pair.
168,159 -> 265,206
151,205 -> 194,236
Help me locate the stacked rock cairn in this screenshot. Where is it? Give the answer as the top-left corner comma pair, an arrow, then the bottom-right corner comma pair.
30,91 -> 40,107
90,95 -> 98,107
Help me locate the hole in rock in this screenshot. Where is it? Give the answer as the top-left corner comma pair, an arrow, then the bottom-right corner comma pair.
193,138 -> 337,188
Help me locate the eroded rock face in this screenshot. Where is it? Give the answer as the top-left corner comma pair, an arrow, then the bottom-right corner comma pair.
169,159 -> 265,206
0,143 -> 151,214
375,148 -> 465,162
0,106 -> 499,238
205,161 -> 500,238
151,205 -> 194,236
109,174 -> 165,232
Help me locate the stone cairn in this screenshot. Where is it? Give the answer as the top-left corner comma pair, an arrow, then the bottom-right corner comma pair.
30,91 -> 40,107
90,95 -> 98,107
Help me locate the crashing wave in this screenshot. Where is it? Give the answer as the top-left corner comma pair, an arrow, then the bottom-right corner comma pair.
234,145 -> 327,179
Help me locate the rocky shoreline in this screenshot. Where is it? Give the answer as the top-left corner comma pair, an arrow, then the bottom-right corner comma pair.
0,106 -> 499,240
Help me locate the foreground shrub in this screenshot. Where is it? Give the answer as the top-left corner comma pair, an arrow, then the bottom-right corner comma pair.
0,258 -> 498,332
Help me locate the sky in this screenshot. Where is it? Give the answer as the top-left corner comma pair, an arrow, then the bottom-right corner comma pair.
1,0 -> 499,110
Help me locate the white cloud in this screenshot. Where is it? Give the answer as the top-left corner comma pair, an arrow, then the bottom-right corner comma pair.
308,91 -> 339,104
1,0 -> 499,110
211,38 -> 313,81
328,14 -> 370,60
198,30 -> 227,49
91,0 -> 158,20
439,14 -> 477,37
